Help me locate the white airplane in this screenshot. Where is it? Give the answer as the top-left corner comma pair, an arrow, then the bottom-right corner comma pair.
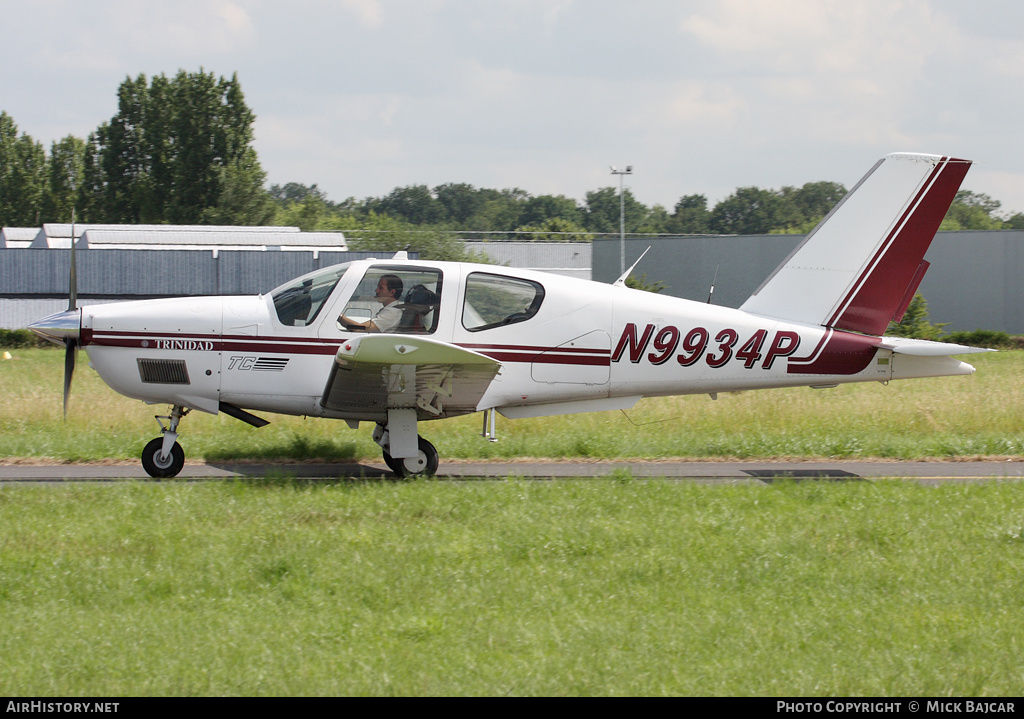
30,152 -> 989,478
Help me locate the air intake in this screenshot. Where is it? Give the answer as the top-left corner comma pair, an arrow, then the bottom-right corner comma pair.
138,358 -> 190,385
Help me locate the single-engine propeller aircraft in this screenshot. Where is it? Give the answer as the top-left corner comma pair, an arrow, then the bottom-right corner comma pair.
30,153 -> 990,478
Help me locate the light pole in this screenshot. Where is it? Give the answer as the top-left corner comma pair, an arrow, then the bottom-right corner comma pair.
610,165 -> 633,275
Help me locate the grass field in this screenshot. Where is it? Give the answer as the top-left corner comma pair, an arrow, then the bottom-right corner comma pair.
3,349 -> 1023,695
1,348 -> 1023,462
2,478 -> 1023,696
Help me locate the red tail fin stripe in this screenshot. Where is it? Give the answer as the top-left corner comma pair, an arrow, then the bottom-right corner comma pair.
892,259 -> 930,325
788,329 -> 833,366
825,156 -> 951,330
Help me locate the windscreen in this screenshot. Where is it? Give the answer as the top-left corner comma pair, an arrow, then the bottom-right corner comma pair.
271,263 -> 352,327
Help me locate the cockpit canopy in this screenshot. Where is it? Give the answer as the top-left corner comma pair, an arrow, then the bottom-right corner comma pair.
271,263 -> 352,327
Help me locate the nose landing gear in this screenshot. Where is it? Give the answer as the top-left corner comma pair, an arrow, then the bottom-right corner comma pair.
141,405 -> 189,478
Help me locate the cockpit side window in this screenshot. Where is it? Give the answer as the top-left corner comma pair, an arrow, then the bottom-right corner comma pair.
462,272 -> 545,332
272,264 -> 350,327
337,266 -> 443,334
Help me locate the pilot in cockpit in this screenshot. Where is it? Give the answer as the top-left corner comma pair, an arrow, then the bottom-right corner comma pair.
337,274 -> 404,332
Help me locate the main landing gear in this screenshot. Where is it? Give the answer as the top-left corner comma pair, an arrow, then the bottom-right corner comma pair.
141,405 -> 189,478
373,415 -> 439,477
138,404 -> 442,479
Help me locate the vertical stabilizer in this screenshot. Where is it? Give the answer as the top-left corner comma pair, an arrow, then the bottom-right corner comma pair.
740,153 -> 971,335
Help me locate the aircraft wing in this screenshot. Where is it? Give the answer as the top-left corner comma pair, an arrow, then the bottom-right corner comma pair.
320,335 -> 502,421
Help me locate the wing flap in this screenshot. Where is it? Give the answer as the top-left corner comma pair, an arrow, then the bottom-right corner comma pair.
320,335 -> 502,421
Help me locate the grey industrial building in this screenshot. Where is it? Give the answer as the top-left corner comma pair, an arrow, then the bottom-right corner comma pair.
593,231 -> 1024,335
0,224 -> 349,328
2,224 -> 1020,335
0,225 -> 592,329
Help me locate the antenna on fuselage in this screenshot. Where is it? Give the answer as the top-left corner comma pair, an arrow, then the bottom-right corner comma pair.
613,246 -> 652,287
706,264 -> 719,304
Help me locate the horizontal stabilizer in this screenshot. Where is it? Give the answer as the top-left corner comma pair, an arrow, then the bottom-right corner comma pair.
878,337 -> 995,356
740,153 -> 971,335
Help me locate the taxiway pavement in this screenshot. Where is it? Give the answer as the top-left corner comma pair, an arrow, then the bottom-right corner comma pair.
2,460 -> 1024,485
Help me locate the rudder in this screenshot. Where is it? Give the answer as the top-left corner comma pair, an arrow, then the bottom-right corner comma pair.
740,153 -> 971,335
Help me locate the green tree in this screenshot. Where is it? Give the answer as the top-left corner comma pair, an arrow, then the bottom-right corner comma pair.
886,294 -> 946,340
339,212 -> 477,261
273,189 -> 329,231
940,191 -> 1005,230
668,194 -> 711,234
0,112 -> 48,226
636,204 -> 672,234
201,158 -> 276,226
778,181 -> 847,232
513,217 -> 594,242
167,70 -> 261,223
624,273 -> 666,293
75,132 -> 106,222
434,182 -> 484,225
519,194 -> 584,227
367,185 -> 444,225
584,187 -> 648,234
41,135 -> 86,223
462,188 -> 528,233
98,73 -> 154,222
85,70 -> 271,225
270,182 -> 329,205
709,186 -> 783,234
1004,213 -> 1024,230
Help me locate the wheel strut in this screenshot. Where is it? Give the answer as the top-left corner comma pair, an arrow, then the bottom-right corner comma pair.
155,405 -> 189,463
142,405 -> 190,479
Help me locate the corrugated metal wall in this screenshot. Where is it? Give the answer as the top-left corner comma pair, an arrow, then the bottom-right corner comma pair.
463,242 -> 591,279
593,231 -> 1024,334
0,250 -> 384,298
0,250 -> 386,327
0,298 -> 122,330
10,234 -> 1017,333
2,246 -> 589,327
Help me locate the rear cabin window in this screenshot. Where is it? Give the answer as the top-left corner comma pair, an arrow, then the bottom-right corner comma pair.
462,272 -> 545,332
337,266 -> 443,334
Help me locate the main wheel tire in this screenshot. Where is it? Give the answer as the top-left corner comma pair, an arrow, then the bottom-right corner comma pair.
383,436 -> 439,478
141,437 -> 185,478
381,451 -> 402,475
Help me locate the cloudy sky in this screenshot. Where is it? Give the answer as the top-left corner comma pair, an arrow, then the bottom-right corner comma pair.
4,0 -> 1024,214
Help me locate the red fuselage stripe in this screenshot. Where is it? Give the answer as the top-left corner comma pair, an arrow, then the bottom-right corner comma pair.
84,331 -> 612,366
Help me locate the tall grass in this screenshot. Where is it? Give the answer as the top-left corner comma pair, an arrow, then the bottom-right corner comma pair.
2,349 -> 1022,461
1,479 -> 1023,695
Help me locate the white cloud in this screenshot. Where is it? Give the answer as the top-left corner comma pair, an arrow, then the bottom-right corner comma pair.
6,0 -> 1024,211
340,0 -> 385,28
967,169 -> 1024,216
662,82 -> 745,130
680,0 -> 833,55
214,2 -> 257,41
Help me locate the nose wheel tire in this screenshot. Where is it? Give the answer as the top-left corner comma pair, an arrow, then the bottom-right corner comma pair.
141,437 -> 185,478
382,436 -> 439,477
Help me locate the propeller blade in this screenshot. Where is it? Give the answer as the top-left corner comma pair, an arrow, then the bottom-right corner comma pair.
63,338 -> 77,418
63,210 -> 79,418
68,210 -> 77,312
